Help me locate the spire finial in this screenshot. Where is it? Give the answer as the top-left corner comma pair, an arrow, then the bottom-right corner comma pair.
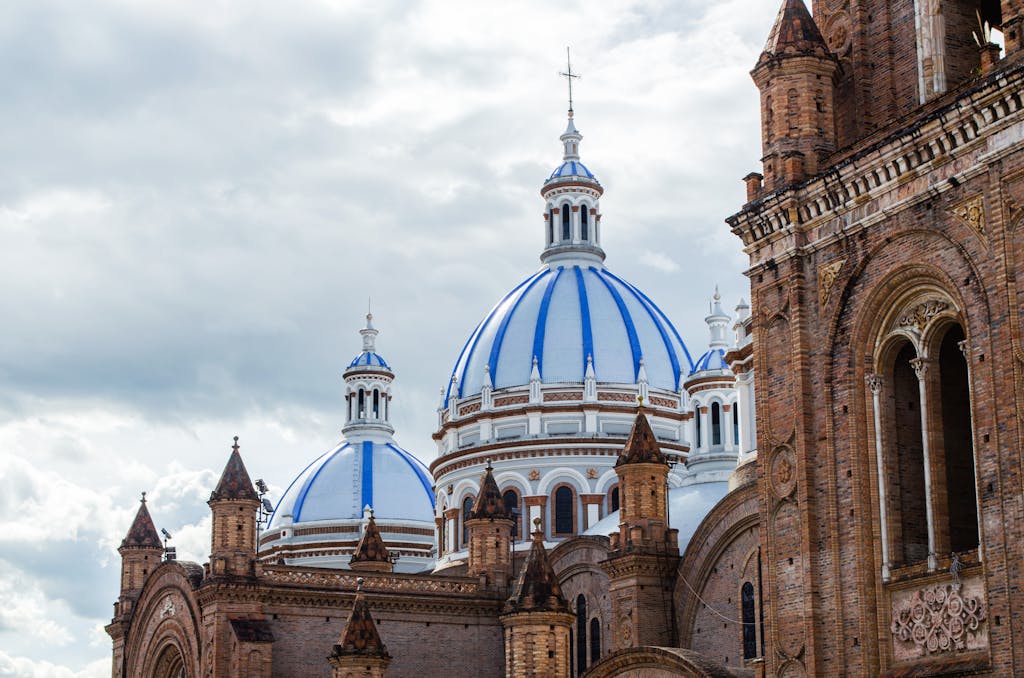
356,576 -> 365,592
637,394 -> 645,408
558,47 -> 581,116
232,436 -> 239,453
141,491 -> 147,504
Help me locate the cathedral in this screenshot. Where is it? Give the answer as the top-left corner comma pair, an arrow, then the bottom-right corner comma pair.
107,0 -> 1024,675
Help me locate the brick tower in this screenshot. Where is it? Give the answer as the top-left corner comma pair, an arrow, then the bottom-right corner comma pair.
207,437 -> 260,578
349,510 -> 395,574
500,518 -> 574,678
751,0 -> 839,192
465,460 -> 514,588
327,578 -> 392,678
115,492 -> 164,615
731,0 -> 1024,674
601,405 -> 680,649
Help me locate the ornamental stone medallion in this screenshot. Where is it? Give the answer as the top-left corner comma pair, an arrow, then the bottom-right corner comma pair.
769,446 -> 797,499
890,575 -> 987,661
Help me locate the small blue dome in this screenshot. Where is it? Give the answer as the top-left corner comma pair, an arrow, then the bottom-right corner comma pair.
548,160 -> 596,181
691,348 -> 728,374
268,441 -> 434,527
348,352 -> 390,369
446,264 -> 694,403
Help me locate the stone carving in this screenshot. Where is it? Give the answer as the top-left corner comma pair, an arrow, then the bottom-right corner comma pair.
897,299 -> 949,333
159,594 -> 176,618
818,259 -> 846,308
528,469 -> 540,481
865,374 -> 883,395
586,467 -> 598,479
890,583 -> 986,655
951,195 -> 985,239
770,447 -> 798,498
910,357 -> 928,381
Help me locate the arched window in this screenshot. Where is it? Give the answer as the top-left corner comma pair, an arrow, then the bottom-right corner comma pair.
581,207 -> 589,241
553,485 -> 575,535
372,389 -> 380,419
887,341 -> 928,565
741,582 -> 757,659
733,404 -> 740,447
548,208 -> 555,245
609,485 -> 619,513
576,595 -> 588,675
502,489 -> 520,539
711,402 -> 722,446
358,389 -> 365,418
562,203 -> 571,241
936,324 -> 978,553
461,495 -> 474,546
589,618 -> 601,664
695,405 -> 702,447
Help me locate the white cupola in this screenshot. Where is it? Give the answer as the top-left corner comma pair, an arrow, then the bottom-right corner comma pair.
342,312 -> 395,439
540,109 -> 605,266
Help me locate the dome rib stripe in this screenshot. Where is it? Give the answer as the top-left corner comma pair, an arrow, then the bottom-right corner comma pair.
573,266 -> 595,375
361,440 -> 373,510
599,268 -> 682,390
445,318 -> 483,406
532,266 -> 564,379
385,444 -> 436,509
293,443 -> 350,522
487,269 -> 550,386
454,270 -> 545,400
267,447 -> 332,526
591,269 -> 642,380
603,270 -> 696,372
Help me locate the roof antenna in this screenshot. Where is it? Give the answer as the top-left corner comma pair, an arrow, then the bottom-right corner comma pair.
559,46 -> 581,117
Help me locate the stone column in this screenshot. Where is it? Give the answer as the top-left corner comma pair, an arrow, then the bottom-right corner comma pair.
910,357 -> 938,571
866,374 -> 892,581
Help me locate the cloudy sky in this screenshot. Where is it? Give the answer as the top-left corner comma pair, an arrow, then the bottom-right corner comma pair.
0,0 -> 779,674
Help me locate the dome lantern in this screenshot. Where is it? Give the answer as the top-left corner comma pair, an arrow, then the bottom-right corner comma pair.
343,313 -> 395,437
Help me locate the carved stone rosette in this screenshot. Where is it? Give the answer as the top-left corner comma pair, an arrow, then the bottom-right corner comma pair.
951,195 -> 986,240
890,582 -> 986,658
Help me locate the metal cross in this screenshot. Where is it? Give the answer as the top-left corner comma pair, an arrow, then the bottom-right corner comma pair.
558,47 -> 581,113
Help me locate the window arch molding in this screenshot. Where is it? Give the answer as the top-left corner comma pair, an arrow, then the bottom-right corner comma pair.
550,482 -> 578,536
859,276 -> 979,575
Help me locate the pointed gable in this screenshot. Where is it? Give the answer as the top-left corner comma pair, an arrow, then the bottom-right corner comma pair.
503,521 -> 569,614
468,462 -> 510,521
209,437 -> 258,502
616,408 -> 667,466
331,584 -> 390,658
350,514 -> 391,565
121,494 -> 162,549
762,0 -> 830,59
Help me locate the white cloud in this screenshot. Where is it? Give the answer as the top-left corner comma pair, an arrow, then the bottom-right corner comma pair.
0,561 -> 73,645
0,0 -> 780,671
0,651 -> 107,678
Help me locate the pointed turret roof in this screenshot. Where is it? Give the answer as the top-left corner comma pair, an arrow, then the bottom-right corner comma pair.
121,493 -> 162,549
761,0 -> 830,59
349,512 -> 391,565
468,461 -> 511,521
209,437 -> 259,502
504,520 -> 570,614
616,406 -> 668,466
331,581 -> 390,658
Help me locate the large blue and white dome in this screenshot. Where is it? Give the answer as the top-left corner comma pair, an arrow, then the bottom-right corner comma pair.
268,440 -> 434,528
446,264 -> 694,402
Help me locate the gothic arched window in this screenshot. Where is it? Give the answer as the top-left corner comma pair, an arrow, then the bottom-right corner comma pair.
589,618 -> 601,664
358,389 -> 365,419
553,485 -> 575,535
936,324 -> 978,553
741,582 -> 757,659
886,341 -> 929,565
711,402 -> 722,446
609,485 -> 619,513
502,489 -> 521,539
548,208 -> 555,245
562,203 -> 571,241
461,495 -> 474,547
576,595 -> 588,675
581,207 -> 589,241
372,389 -> 380,419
